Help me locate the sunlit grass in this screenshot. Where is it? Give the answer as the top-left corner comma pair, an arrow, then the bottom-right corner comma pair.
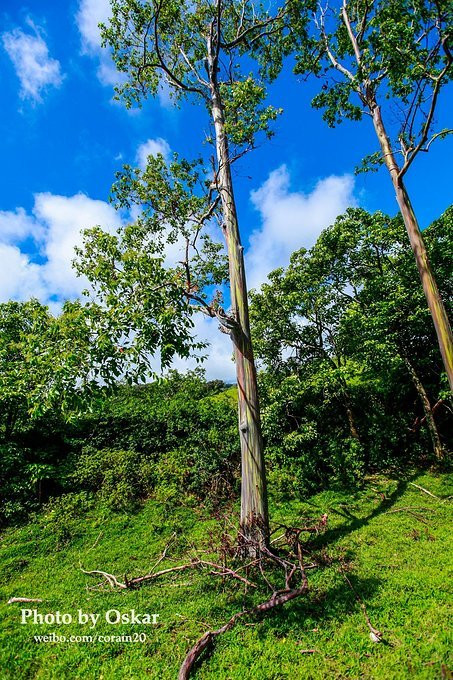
1,471 -> 451,679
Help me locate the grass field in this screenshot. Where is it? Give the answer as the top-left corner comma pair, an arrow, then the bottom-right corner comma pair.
1,470 -> 452,679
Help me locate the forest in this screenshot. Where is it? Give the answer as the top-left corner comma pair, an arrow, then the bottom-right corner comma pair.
0,0 -> 452,679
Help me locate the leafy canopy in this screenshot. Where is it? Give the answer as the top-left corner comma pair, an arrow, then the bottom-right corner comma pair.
293,0 -> 452,173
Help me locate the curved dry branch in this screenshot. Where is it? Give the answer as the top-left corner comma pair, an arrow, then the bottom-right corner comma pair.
81,558 -> 257,590
178,583 -> 308,680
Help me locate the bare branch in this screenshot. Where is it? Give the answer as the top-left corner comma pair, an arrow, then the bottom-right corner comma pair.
7,597 -> 43,604
153,0 -> 208,100
219,3 -> 287,50
316,7 -> 355,82
399,59 -> 452,178
341,0 -> 362,66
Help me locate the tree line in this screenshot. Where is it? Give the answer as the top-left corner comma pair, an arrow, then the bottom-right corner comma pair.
1,205 -> 451,525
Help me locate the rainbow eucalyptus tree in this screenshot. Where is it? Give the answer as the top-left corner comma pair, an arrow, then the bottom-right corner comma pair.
76,0 -> 297,549
292,0 -> 453,390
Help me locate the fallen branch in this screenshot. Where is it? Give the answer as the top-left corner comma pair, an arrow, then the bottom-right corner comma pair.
87,531 -> 103,552
80,568 -> 128,589
7,597 -> 43,604
382,506 -> 434,524
178,583 -> 309,680
409,483 -> 442,501
80,517 -> 328,679
383,506 -> 433,514
81,558 -> 257,590
340,569 -> 382,642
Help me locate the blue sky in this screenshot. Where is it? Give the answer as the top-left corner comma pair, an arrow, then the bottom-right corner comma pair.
0,0 -> 451,378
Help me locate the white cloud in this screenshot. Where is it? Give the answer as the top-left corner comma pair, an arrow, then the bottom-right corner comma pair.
0,193 -> 121,304
34,193 -> 122,298
247,166 -> 357,290
170,312 -> 236,382
0,192 -> 236,381
2,24 -> 63,101
0,244 -> 46,302
0,207 -> 42,243
77,0 -> 111,52
136,138 -> 171,169
76,0 -> 124,87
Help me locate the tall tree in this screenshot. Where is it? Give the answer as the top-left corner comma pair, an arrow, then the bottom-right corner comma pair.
77,0 -> 294,548
293,0 -> 453,389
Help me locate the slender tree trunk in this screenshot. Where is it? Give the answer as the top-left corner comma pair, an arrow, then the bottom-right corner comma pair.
207,47 -> 269,549
371,103 -> 453,391
402,355 -> 444,460
345,400 -> 360,441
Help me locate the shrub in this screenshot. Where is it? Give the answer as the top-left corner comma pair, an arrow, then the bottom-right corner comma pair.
73,447 -> 154,510
40,492 -> 94,548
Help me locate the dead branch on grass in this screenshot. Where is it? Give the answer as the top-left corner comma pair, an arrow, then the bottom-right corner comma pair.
81,515 -> 329,678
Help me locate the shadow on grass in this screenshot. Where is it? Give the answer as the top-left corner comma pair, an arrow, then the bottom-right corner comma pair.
303,472 -> 419,552
254,574 -> 382,639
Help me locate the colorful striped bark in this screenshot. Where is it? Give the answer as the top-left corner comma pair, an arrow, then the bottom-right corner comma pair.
372,103 -> 453,392
208,56 -> 269,550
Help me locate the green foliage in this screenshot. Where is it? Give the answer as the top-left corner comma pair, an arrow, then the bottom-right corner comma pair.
0,299 -> 97,421
221,78 -> 282,146
38,492 -> 95,549
293,0 -> 453,170
0,370 -> 238,525
250,206 -> 452,493
79,372 -> 239,507
73,448 -> 154,511
72,0 -> 294,396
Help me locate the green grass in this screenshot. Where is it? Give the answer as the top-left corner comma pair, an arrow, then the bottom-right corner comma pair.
1,471 -> 452,679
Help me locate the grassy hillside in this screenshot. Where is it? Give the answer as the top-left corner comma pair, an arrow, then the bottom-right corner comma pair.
1,471 -> 452,680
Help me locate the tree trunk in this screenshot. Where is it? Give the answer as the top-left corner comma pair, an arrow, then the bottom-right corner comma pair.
371,103 -> 453,392
402,355 -> 444,461
207,49 -> 269,549
345,400 -> 360,441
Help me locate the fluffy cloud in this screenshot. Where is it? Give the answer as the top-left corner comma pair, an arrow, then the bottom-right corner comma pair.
0,165 -> 358,380
76,0 -> 124,87
0,193 -> 121,304
76,0 -> 111,52
34,193 -> 123,298
2,24 -> 64,101
246,165 -> 357,290
170,313 -> 237,382
0,244 -> 46,302
136,138 -> 171,169
0,207 -> 42,243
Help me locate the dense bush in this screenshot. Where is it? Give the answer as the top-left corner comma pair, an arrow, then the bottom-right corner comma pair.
39,492 -> 95,548
73,448 -> 154,510
0,370 -> 238,525
1,209 -> 451,526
